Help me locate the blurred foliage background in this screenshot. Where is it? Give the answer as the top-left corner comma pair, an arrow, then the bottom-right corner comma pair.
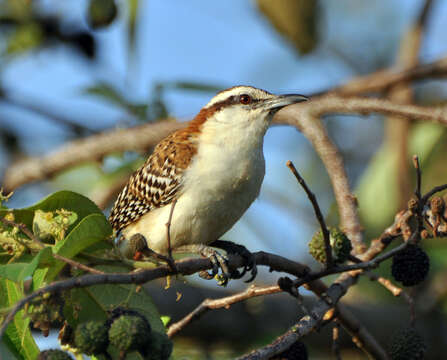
1,0 -> 447,358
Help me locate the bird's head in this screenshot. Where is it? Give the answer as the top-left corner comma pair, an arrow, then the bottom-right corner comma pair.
190,86 -> 307,137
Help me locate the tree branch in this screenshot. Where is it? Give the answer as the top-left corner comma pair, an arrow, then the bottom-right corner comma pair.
167,284 -> 280,338
2,119 -> 185,192
0,241 -> 411,342
324,56 -> 447,96
0,251 -> 307,338
237,276 -> 366,360
3,55 -> 447,194
276,109 -> 365,254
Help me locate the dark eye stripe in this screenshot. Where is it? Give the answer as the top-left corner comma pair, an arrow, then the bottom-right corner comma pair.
206,94 -> 260,111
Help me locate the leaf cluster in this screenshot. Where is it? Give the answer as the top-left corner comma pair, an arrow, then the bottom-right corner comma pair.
0,191 -> 167,360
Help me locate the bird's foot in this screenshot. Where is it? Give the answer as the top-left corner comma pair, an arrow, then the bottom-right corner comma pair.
127,234 -> 176,271
175,244 -> 232,286
211,240 -> 257,282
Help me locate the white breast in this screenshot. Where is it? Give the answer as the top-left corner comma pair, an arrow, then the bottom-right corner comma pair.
122,118 -> 268,254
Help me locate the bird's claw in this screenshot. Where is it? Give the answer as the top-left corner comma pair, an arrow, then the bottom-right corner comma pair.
174,242 -> 256,285
210,240 -> 257,283
197,247 -> 231,285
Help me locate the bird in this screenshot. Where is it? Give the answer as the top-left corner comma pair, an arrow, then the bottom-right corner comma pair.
108,85 -> 307,282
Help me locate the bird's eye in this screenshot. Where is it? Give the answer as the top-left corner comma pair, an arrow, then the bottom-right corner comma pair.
239,94 -> 252,105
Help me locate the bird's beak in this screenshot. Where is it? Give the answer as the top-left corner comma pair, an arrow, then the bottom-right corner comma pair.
262,93 -> 308,112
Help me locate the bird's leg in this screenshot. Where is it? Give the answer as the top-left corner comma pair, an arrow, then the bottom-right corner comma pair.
127,234 -> 176,271
173,244 -> 232,286
210,240 -> 257,282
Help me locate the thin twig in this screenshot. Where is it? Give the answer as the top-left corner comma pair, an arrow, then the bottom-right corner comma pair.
421,184 -> 447,205
332,321 -> 342,360
167,284 -> 279,338
277,110 -> 365,254
413,155 -> 422,202
286,160 -> 333,268
366,273 -> 415,325
411,154 -> 425,237
0,217 -> 44,248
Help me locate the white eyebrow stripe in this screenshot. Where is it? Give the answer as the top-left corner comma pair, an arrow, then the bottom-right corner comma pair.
205,86 -> 272,108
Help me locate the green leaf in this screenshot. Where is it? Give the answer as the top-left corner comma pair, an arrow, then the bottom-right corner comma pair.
31,267 -> 49,292
45,213 -> 112,282
0,190 -> 103,231
0,247 -> 52,282
0,279 -> 39,360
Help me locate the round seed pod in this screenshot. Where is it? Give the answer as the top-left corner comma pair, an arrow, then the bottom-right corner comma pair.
37,349 -> 73,360
391,245 -> 430,286
108,315 -> 152,354
309,227 -> 352,264
389,327 -> 426,360
74,321 -> 109,355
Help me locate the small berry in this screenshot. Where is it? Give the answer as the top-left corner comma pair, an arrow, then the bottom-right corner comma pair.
74,321 -> 109,355
271,341 -> 308,360
309,228 -> 352,264
389,327 -> 426,360
37,349 -> 73,360
391,245 -> 429,286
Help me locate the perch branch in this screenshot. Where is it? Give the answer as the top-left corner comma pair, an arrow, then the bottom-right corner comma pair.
0,241 -> 413,341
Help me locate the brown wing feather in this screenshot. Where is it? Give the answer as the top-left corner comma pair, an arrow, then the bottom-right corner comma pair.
108,128 -> 199,233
